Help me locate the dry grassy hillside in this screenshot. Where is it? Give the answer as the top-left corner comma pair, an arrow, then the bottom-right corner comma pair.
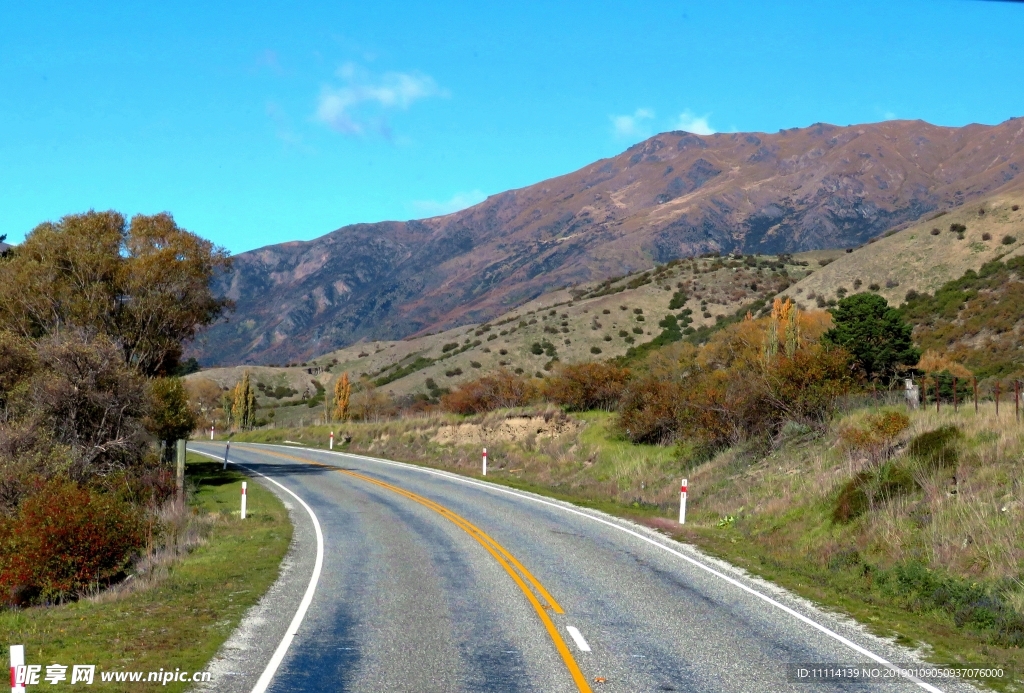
785,185 -> 1024,309
188,252 -> 819,416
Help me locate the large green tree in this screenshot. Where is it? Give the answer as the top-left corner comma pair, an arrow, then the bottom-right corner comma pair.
0,211 -> 232,376
822,293 -> 920,381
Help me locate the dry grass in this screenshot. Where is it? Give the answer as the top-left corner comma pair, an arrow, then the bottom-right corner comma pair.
85,501 -> 216,604
785,189 -> 1024,309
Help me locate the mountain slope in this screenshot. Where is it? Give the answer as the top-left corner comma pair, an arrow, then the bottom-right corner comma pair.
194,117 -> 1024,366
783,182 -> 1024,308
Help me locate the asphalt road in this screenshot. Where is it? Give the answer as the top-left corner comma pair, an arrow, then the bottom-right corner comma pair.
189,441 -> 979,693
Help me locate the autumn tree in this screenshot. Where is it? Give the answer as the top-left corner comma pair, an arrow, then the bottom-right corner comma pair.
184,377 -> 223,430
333,372 -> 351,422
231,371 -> 257,430
0,210 -> 232,376
146,377 -> 197,456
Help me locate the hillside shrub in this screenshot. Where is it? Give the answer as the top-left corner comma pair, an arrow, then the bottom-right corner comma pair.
930,228 -> 940,236
543,362 -> 630,412
440,370 -> 536,414
1002,235 -> 1016,245
950,223 -> 967,234
0,480 -> 145,604
838,410 -> 910,464
982,232 -> 992,241
907,425 -> 961,470
832,461 -> 916,524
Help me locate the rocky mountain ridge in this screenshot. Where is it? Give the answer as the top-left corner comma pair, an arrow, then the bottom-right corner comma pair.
193,117 -> 1024,366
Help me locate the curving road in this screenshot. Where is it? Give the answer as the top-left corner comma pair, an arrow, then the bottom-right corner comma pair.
189,441 -> 977,693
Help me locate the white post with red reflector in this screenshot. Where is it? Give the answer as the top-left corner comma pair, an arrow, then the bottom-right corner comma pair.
240,482 -> 247,520
210,425 -> 215,440
10,644 -> 25,692
679,478 -> 688,525
330,431 -> 334,450
482,448 -> 488,476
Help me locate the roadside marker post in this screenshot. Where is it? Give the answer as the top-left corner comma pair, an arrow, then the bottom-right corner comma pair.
175,440 -> 186,512
482,448 -> 488,476
679,478 -> 688,525
996,382 -> 1001,418
330,431 -> 334,450
241,482 -> 247,520
210,425 -> 215,440
10,644 -> 25,692
223,441 -> 230,471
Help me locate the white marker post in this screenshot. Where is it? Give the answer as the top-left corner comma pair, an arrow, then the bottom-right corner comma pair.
11,644 -> 25,692
679,478 -> 688,525
210,425 -> 215,440
482,447 -> 488,476
240,482 -> 247,520
222,441 -> 230,471
329,431 -> 334,450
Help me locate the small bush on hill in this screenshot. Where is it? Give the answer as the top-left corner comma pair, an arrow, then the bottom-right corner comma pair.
1002,235 -> 1016,245
440,370 -> 536,414
907,425 -> 961,470
543,362 -> 630,412
838,410 -> 910,464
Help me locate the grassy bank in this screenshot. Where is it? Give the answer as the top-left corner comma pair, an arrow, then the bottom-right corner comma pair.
0,456 -> 291,692
232,404 -> 1024,690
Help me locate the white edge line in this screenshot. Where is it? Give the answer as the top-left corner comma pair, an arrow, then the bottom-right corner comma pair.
240,442 -> 947,693
565,626 -> 591,653
190,447 -> 325,693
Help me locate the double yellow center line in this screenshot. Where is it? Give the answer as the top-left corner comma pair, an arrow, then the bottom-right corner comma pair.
244,445 -> 592,693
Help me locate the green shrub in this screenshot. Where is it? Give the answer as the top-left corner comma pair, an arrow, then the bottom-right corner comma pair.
1002,235 -> 1017,245
907,425 -> 961,470
832,462 -> 915,524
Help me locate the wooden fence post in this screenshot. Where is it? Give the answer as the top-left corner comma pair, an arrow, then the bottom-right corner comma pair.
974,377 -> 979,414
995,381 -> 1001,418
953,376 -> 958,413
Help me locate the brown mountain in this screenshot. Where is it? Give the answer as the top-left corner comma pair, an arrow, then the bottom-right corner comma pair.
194,117 -> 1024,366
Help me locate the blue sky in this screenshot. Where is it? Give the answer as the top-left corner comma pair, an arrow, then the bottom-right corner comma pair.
2,0 -> 1023,254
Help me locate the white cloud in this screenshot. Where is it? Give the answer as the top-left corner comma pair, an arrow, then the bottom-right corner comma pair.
674,109 -> 715,135
315,63 -> 445,137
412,190 -> 487,217
883,111 -> 897,121
611,108 -> 655,138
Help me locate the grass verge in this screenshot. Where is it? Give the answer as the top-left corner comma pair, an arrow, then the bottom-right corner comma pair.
0,455 -> 291,692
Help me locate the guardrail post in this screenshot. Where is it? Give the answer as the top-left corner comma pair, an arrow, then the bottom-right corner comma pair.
679,478 -> 688,525
176,440 -> 186,512
11,644 -> 25,692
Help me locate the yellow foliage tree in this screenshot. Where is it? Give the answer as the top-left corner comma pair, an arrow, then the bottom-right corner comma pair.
333,372 -> 351,422
231,371 -> 255,430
